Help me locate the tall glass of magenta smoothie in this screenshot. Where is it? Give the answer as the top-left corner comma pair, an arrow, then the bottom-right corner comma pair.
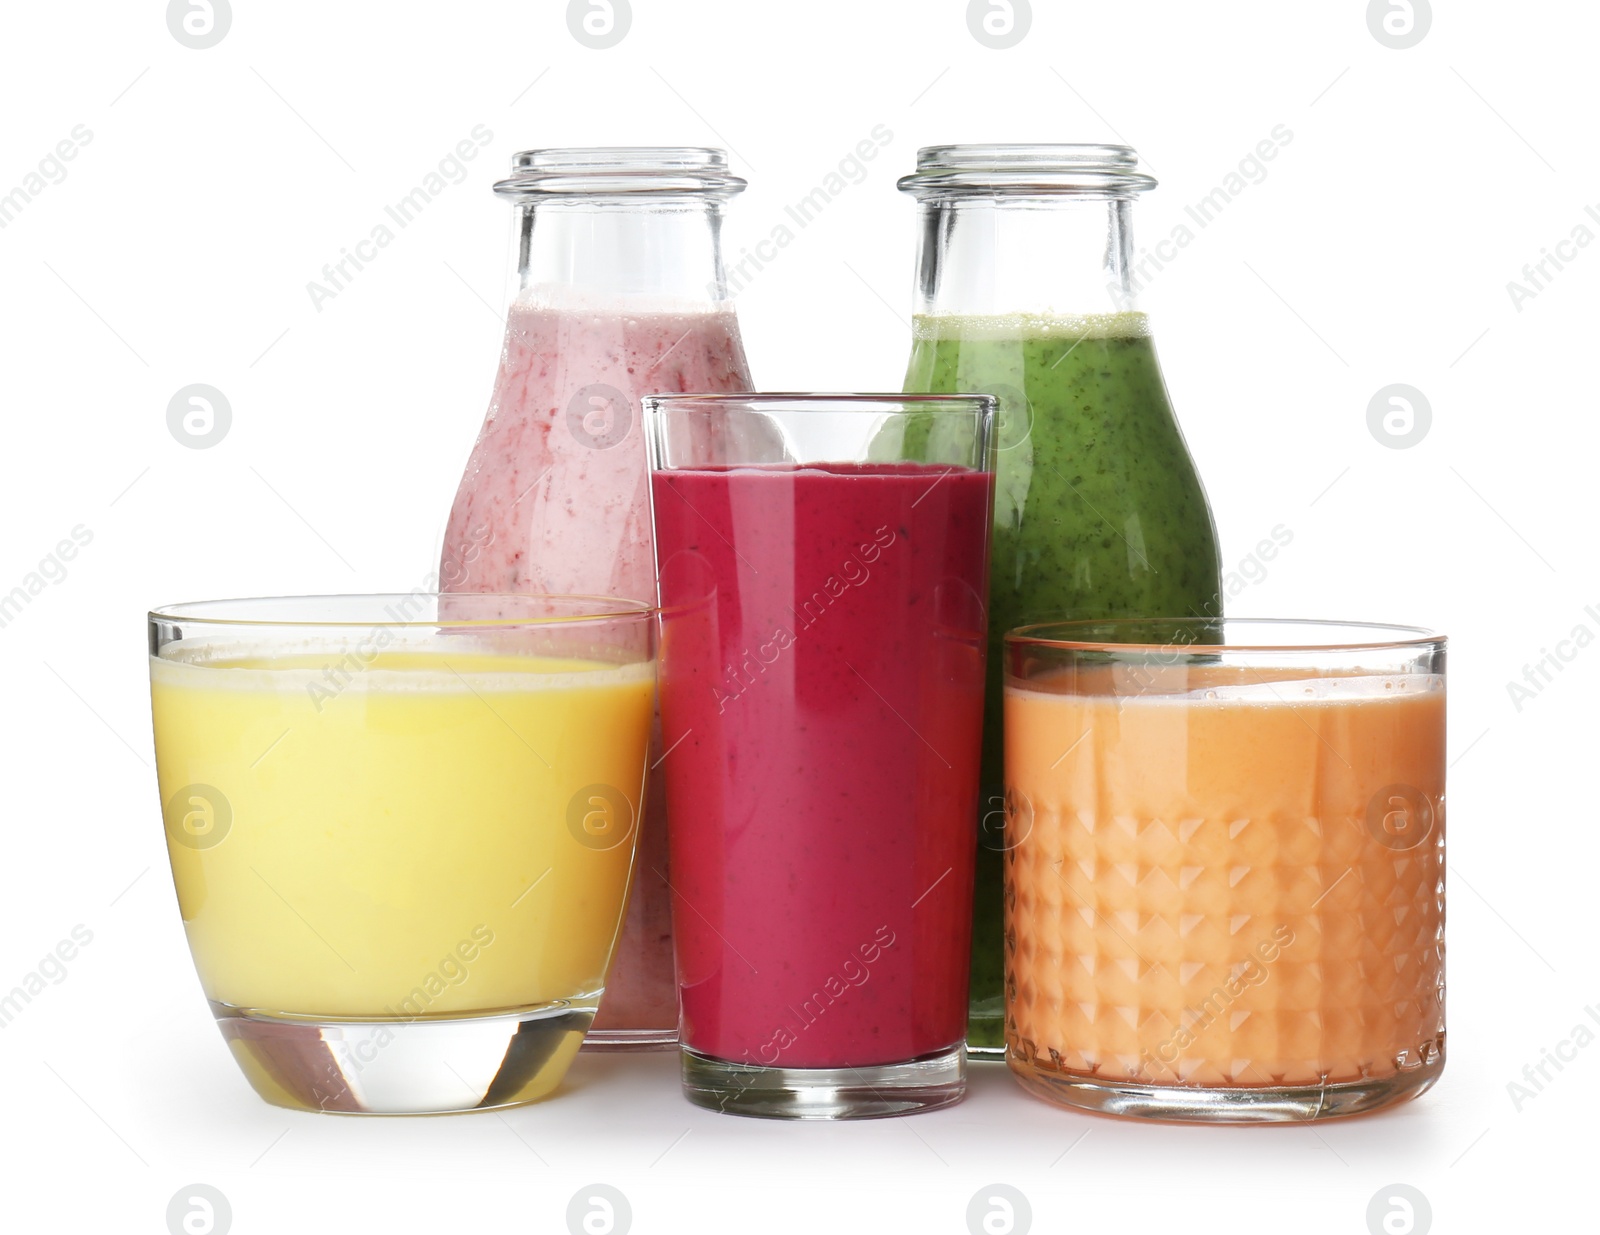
440,150 -> 755,1049
644,394 -> 996,1119
1003,619 -> 1446,1122
899,145 -> 1224,1054
149,595 -> 656,1114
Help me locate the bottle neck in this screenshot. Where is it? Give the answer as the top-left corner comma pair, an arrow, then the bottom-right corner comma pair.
911,196 -> 1141,319
511,197 -> 733,309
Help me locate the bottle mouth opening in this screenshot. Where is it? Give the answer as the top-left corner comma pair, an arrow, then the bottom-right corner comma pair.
494,147 -> 746,199
899,143 -> 1157,199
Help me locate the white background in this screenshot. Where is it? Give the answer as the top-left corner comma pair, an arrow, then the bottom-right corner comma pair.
0,0 -> 1591,1231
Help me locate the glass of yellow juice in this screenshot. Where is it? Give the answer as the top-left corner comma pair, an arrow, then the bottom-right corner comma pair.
1002,618 -> 1446,1123
149,593 -> 656,1114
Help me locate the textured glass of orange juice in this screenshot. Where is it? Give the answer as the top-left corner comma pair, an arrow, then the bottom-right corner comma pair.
149,595 -> 655,1114
1002,619 -> 1445,1122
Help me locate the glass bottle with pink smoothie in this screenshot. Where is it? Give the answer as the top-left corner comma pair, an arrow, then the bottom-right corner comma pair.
440,148 -> 754,1048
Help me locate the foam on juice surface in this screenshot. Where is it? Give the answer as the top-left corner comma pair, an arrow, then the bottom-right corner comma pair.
912,310 -> 1152,340
1183,673 -> 1443,703
152,644 -> 654,695
1009,667 -> 1444,707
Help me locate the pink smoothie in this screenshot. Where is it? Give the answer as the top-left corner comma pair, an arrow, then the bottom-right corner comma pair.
441,303 -> 751,1034
652,462 -> 992,1069
442,304 -> 750,598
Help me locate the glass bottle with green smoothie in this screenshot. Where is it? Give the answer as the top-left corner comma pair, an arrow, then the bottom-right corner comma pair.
898,144 -> 1223,1055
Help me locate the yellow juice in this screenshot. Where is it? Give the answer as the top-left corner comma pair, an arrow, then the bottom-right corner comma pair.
151,648 -> 655,1021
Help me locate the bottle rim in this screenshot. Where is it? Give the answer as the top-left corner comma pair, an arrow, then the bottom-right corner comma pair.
898,143 -> 1157,199
494,146 -> 747,199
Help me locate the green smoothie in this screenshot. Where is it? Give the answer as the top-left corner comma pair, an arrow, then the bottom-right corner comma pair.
903,310 -> 1223,1052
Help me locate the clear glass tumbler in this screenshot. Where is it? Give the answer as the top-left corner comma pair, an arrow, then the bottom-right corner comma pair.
644,394 -> 995,1118
1002,618 -> 1446,1122
149,594 -> 655,1114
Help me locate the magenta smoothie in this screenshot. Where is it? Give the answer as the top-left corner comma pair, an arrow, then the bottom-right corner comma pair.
442,302 -> 751,1035
652,462 -> 991,1069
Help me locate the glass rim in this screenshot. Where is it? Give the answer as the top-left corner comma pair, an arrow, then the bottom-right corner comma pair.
1005,617 -> 1446,654
148,593 -> 656,629
642,392 -> 998,412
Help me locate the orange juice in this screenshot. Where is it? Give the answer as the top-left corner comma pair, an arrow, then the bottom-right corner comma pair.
1005,665 -> 1445,1100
